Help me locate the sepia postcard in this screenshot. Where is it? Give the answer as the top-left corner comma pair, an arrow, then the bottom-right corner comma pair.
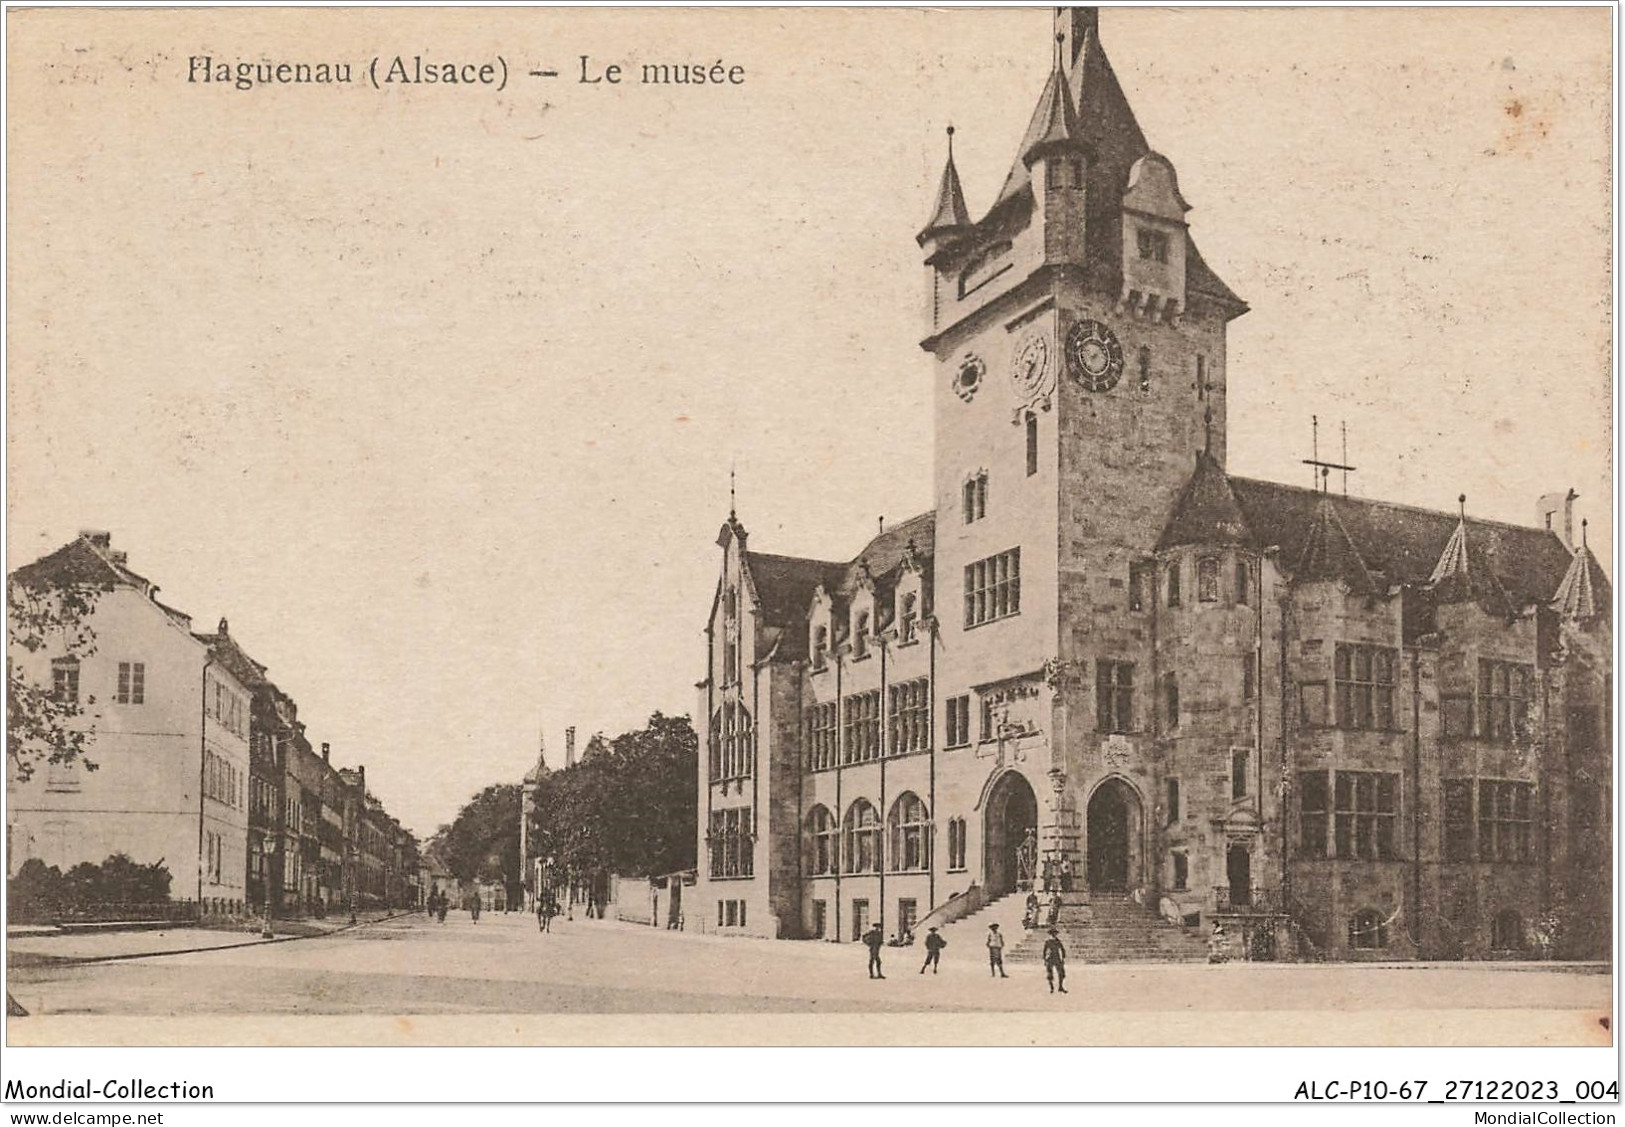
2,2 -> 1617,1107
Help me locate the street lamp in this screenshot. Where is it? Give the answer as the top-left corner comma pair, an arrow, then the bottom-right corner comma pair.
258,830 -> 278,939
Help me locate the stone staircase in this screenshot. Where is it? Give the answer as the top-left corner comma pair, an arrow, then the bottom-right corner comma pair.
932,890 -> 1033,957
1007,891 -> 1210,965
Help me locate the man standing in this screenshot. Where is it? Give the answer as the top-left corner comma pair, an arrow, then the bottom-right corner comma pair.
920,927 -> 946,974
986,922 -> 1008,978
863,922 -> 886,979
1043,927 -> 1068,994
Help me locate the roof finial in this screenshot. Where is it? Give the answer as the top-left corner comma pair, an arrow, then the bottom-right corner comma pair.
1581,517 -> 1588,548
729,461 -> 737,520
1055,30 -> 1066,71
1203,405 -> 1213,456
1458,493 -> 1467,519
946,123 -> 955,160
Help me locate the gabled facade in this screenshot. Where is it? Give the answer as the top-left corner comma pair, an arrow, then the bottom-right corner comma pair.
693,7 -> 1610,959
8,533 -> 253,914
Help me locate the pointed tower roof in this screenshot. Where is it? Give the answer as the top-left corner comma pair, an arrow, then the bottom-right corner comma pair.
1552,520 -> 1611,623
522,731 -> 550,786
994,9 -> 1146,211
1020,37 -> 1082,166
1158,447 -> 1250,551
1295,494 -> 1380,595
1428,495 -> 1516,617
918,127 -> 971,246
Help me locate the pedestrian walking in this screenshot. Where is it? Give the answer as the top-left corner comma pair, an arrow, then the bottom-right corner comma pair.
1043,927 -> 1068,993
470,893 -> 482,923
1047,890 -> 1064,927
1060,857 -> 1075,893
862,922 -> 886,979
986,922 -> 1008,978
536,894 -> 548,932
920,926 -> 946,974
1023,890 -> 1040,929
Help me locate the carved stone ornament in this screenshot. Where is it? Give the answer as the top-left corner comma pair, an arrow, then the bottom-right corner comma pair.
1009,329 -> 1055,416
1101,733 -> 1132,770
1042,657 -> 1082,690
954,353 -> 985,402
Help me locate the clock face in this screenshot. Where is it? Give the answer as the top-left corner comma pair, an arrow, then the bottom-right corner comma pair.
1067,320 -> 1124,392
1010,332 -> 1051,398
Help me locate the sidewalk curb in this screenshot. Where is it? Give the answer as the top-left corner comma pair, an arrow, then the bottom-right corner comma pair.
8,911 -> 417,969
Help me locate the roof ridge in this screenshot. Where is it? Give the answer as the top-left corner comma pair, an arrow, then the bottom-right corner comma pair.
1229,475 -> 1562,539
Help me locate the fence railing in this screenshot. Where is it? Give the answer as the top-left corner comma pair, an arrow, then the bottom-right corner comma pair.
9,900 -> 202,927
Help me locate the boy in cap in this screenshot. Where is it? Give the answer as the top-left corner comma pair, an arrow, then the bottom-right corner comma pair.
1042,927 -> 1068,993
920,926 -> 946,974
862,921 -> 886,979
986,922 -> 1008,977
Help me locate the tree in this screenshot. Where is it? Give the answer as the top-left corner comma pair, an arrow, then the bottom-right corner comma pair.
529,711 -> 697,880
434,783 -> 522,890
7,574 -> 105,784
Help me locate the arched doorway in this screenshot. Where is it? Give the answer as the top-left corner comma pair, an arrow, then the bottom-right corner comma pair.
1086,778 -> 1143,891
983,771 -> 1039,898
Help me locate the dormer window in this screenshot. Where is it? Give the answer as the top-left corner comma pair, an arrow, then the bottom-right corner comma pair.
899,593 -> 918,644
1137,227 -> 1170,264
853,611 -> 871,659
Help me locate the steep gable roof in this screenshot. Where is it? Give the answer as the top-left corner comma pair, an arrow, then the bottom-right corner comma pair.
192,620 -> 271,691
1227,477 -> 1575,606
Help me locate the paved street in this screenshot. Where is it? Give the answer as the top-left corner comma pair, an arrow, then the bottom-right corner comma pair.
7,910 -> 1611,1020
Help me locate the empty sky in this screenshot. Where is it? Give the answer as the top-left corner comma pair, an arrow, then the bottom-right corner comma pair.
7,6 -> 1611,836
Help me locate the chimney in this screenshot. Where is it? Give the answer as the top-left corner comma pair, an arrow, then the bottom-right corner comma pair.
218,617 -> 230,636
109,550 -> 128,567
1536,490 -> 1579,550
566,727 -> 577,768
79,529 -> 111,549
321,742 -> 330,763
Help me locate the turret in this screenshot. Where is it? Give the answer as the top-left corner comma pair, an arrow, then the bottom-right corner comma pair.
1022,34 -> 1088,266
917,126 -> 971,262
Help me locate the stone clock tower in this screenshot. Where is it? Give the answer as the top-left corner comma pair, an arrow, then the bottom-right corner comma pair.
918,7 -> 1247,888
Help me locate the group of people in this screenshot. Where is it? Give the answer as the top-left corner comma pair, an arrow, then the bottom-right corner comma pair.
535,893 -> 561,932
1022,890 -> 1065,930
860,919 -> 1069,993
425,889 -> 451,923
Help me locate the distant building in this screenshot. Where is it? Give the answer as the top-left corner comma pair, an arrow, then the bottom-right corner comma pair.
693,8 -> 1611,960
8,531 -> 424,922
7,533 -> 252,916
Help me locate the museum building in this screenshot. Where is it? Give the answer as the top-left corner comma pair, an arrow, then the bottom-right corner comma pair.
693,8 -> 1611,960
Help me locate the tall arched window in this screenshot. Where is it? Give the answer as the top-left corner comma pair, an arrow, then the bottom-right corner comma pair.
844,800 -> 881,874
853,611 -> 870,658
806,805 -> 837,876
946,817 -> 968,871
1138,345 -> 1152,392
1163,672 -> 1180,729
889,792 -> 931,872
708,713 -> 722,781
